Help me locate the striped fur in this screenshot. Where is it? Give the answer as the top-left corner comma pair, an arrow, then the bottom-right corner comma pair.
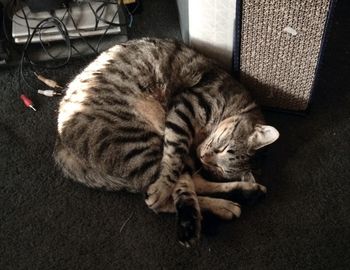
54,38 -> 278,246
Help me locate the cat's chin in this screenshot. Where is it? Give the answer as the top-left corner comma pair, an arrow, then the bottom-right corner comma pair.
201,163 -> 224,179
201,164 -> 242,182
200,158 -> 223,174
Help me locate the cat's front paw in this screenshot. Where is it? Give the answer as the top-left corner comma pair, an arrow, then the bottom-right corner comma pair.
176,199 -> 201,248
145,180 -> 174,212
212,200 -> 241,220
232,183 -> 267,205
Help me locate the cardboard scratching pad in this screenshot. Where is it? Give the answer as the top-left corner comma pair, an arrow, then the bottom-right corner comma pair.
239,0 -> 334,111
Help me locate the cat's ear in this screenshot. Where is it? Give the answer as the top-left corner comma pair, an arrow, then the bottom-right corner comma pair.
241,171 -> 256,183
248,125 -> 279,150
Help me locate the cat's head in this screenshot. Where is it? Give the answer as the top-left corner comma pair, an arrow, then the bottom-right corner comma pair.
197,116 -> 279,181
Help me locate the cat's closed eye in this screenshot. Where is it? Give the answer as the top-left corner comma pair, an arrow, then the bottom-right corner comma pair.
214,145 -> 228,153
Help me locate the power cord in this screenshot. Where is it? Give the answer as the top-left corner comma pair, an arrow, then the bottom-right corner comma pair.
6,0 -> 131,111
19,13 -> 72,92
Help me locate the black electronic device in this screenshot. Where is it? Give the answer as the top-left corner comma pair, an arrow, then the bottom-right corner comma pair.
0,2 -> 9,63
0,0 -> 128,67
25,0 -> 71,12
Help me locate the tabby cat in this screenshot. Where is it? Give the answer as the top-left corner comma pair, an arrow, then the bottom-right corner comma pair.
54,38 -> 279,247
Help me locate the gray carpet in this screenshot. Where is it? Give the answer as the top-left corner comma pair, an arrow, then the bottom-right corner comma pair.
1,0 -> 349,269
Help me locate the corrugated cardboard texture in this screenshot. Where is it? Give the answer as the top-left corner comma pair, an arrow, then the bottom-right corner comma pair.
240,0 -> 331,111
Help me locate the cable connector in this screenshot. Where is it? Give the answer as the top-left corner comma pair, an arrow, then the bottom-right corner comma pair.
20,94 -> 37,111
34,72 -> 63,89
37,89 -> 62,97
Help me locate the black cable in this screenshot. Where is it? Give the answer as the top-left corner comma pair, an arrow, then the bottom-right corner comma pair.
19,14 -> 72,93
96,6 -> 118,51
90,0 -> 129,53
38,23 -> 60,60
90,2 -> 106,30
95,2 -> 120,53
71,43 -> 88,63
15,0 -> 129,94
20,6 -> 31,44
129,0 -> 140,14
18,6 -> 35,92
124,0 -> 140,27
93,1 -> 128,27
20,7 -> 72,68
66,7 -> 98,54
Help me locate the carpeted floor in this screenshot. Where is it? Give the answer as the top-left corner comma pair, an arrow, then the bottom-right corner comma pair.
1,0 -> 349,269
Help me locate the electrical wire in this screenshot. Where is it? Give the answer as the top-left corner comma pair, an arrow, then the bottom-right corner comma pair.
90,0 -> 128,28
9,0 -> 128,95
19,12 -> 72,92
67,8 -> 98,54
124,0 -> 140,28
38,26 -> 60,60
21,9 -> 72,69
89,2 -> 106,30
95,2 -> 121,52
92,0 -> 133,52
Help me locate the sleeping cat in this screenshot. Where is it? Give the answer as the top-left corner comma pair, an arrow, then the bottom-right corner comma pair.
54,38 -> 279,247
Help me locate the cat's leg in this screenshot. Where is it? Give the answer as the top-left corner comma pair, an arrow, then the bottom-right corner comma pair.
197,196 -> 241,220
145,98 -> 198,211
193,174 -> 267,205
156,196 -> 241,221
171,172 -> 201,247
154,173 -> 241,247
